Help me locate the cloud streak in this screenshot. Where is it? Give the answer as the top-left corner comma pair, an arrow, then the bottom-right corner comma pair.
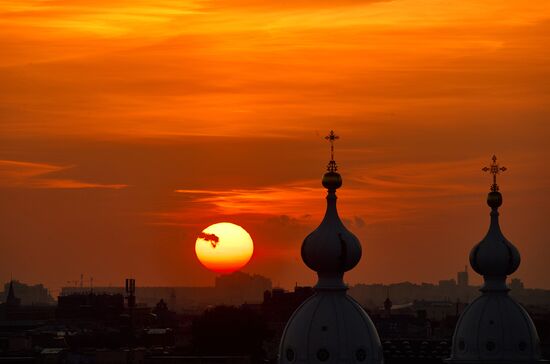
198,0 -> 390,11
0,160 -> 127,189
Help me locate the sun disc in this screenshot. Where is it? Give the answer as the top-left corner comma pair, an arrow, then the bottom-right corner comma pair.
195,222 -> 254,273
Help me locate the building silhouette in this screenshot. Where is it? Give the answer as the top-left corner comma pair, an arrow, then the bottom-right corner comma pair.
60,271 -> 272,310
4,281 -> 20,308
457,267 -> 468,288
0,280 -> 54,306
0,280 -> 55,322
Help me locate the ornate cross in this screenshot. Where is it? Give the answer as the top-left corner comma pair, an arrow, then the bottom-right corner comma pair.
325,130 -> 339,172
482,155 -> 507,192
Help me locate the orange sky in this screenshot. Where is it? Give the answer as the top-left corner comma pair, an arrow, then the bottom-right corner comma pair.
1,0 -> 549,294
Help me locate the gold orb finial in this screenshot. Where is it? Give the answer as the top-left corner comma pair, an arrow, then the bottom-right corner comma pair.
482,155 -> 507,209
322,130 -> 342,190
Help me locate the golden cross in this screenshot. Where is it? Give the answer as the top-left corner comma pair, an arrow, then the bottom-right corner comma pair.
325,130 -> 339,172
482,155 -> 507,192
325,130 -> 339,161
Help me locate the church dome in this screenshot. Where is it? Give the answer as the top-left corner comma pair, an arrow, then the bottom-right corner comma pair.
279,131 -> 383,364
301,179 -> 362,289
451,293 -> 542,363
469,191 -> 520,280
280,292 -> 383,364
449,156 -> 545,363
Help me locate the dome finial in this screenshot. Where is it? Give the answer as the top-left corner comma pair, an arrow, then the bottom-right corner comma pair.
324,130 -> 340,172
482,155 -> 507,208
302,131 -> 361,290
482,154 -> 507,193
322,130 -> 343,190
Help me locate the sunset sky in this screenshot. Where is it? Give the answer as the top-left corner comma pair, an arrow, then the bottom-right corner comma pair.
1,0 -> 549,294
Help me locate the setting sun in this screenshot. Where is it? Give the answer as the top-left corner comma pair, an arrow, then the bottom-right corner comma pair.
195,222 -> 254,273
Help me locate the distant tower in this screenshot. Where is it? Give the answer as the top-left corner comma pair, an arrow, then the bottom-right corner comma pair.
125,278 -> 136,308
457,266 -> 469,287
278,131 -> 383,364
448,156 -> 545,363
5,280 -> 21,307
383,288 -> 392,317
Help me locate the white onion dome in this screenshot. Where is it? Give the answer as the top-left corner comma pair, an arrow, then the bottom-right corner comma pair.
449,159 -> 546,363
469,191 -> 520,291
301,169 -> 361,290
279,131 -> 383,364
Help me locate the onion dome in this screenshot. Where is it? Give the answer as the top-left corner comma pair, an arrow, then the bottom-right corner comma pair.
449,156 -> 545,363
469,155 -> 520,291
279,131 -> 383,364
301,130 -> 361,290
469,190 -> 520,291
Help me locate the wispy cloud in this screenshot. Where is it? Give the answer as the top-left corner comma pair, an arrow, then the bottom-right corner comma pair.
0,160 -> 127,189
170,158 -> 488,224
174,185 -> 319,215
198,0 -> 390,11
0,0 -> 202,37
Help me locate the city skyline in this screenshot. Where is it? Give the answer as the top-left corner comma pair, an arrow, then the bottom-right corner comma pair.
1,0 -> 550,292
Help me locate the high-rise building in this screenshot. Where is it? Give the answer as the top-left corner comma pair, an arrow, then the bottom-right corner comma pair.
457,266 -> 469,287
278,131 -> 383,364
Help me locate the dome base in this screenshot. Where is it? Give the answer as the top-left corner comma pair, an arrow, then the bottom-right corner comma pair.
279,291 -> 383,364
450,293 -> 544,364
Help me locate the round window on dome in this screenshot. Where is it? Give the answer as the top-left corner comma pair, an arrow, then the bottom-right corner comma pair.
286,348 -> 295,362
356,348 -> 367,362
317,348 -> 330,362
486,341 -> 496,352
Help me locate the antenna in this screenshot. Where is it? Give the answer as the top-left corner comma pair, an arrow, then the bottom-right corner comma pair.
125,278 -> 136,308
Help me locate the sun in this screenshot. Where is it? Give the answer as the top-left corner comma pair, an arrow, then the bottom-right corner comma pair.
195,222 -> 254,273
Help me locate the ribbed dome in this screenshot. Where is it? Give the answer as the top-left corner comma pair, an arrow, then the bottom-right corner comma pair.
280,292 -> 383,364
451,293 -> 542,363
